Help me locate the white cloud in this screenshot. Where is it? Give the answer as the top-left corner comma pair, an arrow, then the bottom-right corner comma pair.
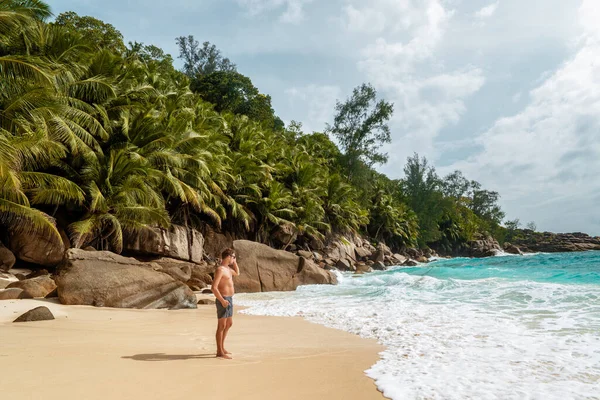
444,0 -> 600,233
355,0 -> 484,172
343,5 -> 386,34
579,0 -> 600,38
284,85 -> 341,133
475,2 -> 499,19
236,0 -> 313,23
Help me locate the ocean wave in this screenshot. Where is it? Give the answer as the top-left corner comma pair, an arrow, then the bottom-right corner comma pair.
237,251 -> 600,399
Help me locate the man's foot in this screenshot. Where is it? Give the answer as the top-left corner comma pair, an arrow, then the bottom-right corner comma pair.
217,353 -> 232,359
224,349 -> 232,355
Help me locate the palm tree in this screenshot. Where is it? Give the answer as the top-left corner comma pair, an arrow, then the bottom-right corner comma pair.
0,125 -> 84,239
323,174 -> 368,234
69,148 -> 169,252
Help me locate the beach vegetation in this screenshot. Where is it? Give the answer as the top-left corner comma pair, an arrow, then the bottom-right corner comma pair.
0,0 -> 508,254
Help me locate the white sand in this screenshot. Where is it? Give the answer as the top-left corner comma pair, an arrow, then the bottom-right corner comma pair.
0,298 -> 385,399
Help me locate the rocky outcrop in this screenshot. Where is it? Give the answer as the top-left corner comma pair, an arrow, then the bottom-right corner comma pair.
232,240 -> 337,293
202,225 -> 236,259
7,275 -> 56,298
294,234 -> 425,271
457,235 -> 502,257
0,241 -> 16,271
335,258 -> 354,272
152,259 -> 214,291
8,226 -> 66,267
295,258 -> 338,287
272,223 -> 298,247
149,257 -> 214,290
13,306 -> 55,322
56,249 -> 197,309
503,242 -> 523,255
0,288 -> 33,300
355,263 -> 373,274
355,246 -> 372,260
511,231 -> 600,253
372,261 -> 386,270
391,254 -> 407,264
316,235 -> 361,270
123,225 -> 203,263
0,271 -> 18,289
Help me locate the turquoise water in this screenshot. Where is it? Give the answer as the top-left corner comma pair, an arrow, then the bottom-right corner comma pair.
402,251 -> 600,285
238,251 -> 600,399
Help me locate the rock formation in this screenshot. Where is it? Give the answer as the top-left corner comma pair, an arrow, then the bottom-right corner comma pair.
56,249 -> 197,309
232,240 -> 337,293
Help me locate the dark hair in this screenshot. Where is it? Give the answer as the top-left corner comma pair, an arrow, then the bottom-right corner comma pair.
221,248 -> 235,259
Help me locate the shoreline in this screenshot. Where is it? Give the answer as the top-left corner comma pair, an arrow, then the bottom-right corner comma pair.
0,298 -> 386,400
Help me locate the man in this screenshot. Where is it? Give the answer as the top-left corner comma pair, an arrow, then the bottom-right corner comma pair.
211,248 -> 240,359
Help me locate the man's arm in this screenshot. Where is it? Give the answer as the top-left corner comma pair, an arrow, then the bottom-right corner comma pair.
230,259 -> 240,276
211,267 -> 228,307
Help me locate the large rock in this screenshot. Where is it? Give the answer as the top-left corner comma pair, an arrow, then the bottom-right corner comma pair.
0,271 -> 18,289
372,261 -> 386,271
335,259 -> 354,272
405,248 -> 423,259
159,265 -> 191,283
0,288 -> 33,300
355,246 -> 372,260
123,225 -> 203,263
186,278 -> 208,291
371,249 -> 385,263
355,263 -> 373,273
56,249 -> 197,309
8,227 -> 65,267
503,242 -> 523,255
297,250 -> 313,259
295,258 -> 338,286
379,243 -> 393,256
202,226 -> 235,259
7,275 -> 56,298
232,240 -> 337,293
0,241 -> 16,272
322,236 -> 357,267
272,223 -> 298,246
465,236 -> 502,257
511,231 -> 600,253
391,254 -> 407,264
13,306 -> 54,322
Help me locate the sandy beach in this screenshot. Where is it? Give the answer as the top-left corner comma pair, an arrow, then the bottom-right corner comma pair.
0,298 -> 385,400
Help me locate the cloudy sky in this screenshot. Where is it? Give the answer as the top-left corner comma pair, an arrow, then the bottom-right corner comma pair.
48,0 -> 600,235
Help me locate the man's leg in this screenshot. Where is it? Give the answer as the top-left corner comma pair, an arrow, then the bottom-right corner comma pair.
222,317 -> 233,355
216,318 -> 230,358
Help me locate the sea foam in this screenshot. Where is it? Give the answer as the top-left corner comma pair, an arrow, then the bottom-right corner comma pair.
237,251 -> 600,400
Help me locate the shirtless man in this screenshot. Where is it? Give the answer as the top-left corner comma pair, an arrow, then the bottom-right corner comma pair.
211,248 -> 240,359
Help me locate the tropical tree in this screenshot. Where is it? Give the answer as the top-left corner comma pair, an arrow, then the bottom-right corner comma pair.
53,11 -> 126,53
176,36 -> 236,78
328,83 -> 394,182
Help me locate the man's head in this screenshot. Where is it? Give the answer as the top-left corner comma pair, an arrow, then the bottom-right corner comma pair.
221,248 -> 236,265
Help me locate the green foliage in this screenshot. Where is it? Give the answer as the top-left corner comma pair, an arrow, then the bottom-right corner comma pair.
176,36 -> 235,79
367,180 -> 419,248
53,11 -> 125,53
328,83 -> 393,181
401,154 -> 444,245
469,183 -> 505,224
505,218 -> 520,231
0,1 -> 509,256
191,70 -> 281,129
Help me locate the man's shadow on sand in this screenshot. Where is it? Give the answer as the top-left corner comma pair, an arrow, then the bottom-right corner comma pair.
122,353 -> 215,361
